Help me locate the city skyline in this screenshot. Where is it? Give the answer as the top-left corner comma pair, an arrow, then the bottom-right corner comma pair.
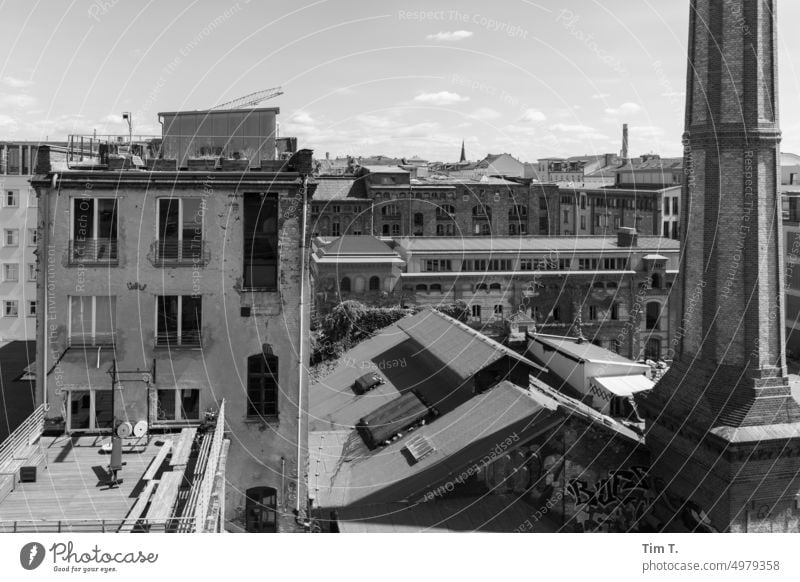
3,1 -> 800,162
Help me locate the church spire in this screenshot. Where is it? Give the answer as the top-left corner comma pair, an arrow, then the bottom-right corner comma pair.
459,140 -> 466,163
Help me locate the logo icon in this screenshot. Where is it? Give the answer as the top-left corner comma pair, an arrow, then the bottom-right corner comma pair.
20,542 -> 46,570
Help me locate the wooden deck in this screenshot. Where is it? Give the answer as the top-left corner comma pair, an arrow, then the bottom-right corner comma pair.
0,435 -> 169,525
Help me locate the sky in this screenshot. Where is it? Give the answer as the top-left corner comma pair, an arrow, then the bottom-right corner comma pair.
2,0 -> 800,162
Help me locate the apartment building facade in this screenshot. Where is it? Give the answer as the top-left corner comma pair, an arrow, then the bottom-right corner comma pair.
0,142 -> 50,341
32,146 -> 315,532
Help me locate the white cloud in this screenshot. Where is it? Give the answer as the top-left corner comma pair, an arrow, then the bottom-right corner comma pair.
521,108 -> 547,123
2,76 -> 32,88
426,30 -> 473,42
289,111 -> 315,126
468,107 -> 501,121
604,102 -> 642,117
0,94 -> 36,108
414,91 -> 469,106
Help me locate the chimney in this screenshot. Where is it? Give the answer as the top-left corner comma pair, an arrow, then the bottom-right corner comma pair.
617,226 -> 638,248
621,124 -> 629,162
325,152 -> 330,160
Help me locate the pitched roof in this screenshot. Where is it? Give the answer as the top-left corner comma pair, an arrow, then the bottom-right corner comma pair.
532,334 -> 645,366
312,178 -> 358,200
397,309 -> 544,380
310,381 -> 560,509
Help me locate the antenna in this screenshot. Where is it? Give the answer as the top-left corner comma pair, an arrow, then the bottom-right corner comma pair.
210,87 -> 284,110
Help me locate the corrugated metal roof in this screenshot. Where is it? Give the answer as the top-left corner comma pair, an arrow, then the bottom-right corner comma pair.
397,309 -> 544,379
398,236 -> 680,254
315,381 -> 559,509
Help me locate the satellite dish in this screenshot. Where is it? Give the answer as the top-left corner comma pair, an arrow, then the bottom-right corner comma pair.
133,420 -> 148,438
116,422 -> 132,438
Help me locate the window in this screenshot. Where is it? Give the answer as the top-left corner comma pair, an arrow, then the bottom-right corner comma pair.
611,303 -> 620,320
331,205 -> 341,214
494,304 -> 504,315
381,204 -> 399,217
391,223 -> 401,236
437,204 -> 455,217
563,210 -> 569,224
28,300 -> 36,317
70,198 -> 118,263
4,263 -> 18,281
578,258 -> 600,271
520,258 -> 533,271
243,194 -> 278,290
581,195 -> 586,210
436,223 -> 455,236
157,197 -> 205,264
614,217 -> 621,229
663,221 -> 670,237
369,276 -> 380,291
471,304 -> 482,319
340,277 -> 351,292
156,295 -> 202,347
3,300 -> 18,317
414,212 -> 424,226
539,217 -> 549,232
27,228 -> 37,246
332,222 -> 341,236
645,338 -> 662,360
247,352 -> 279,418
245,486 -> 277,533
651,273 -> 662,289
382,224 -> 390,236
4,229 -> 18,246
157,388 -> 200,421
645,302 -> 661,330
580,216 -> 586,230
5,190 -> 18,207
27,263 -> 36,282
69,296 -> 116,345
588,305 -> 598,320
472,205 -> 491,219
672,221 -> 679,240
664,198 -> 670,215
672,198 -> 679,214
424,259 -> 452,272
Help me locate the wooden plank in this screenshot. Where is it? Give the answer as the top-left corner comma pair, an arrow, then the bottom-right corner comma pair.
118,480 -> 156,533
146,471 -> 184,525
169,428 -> 197,467
142,440 -> 172,481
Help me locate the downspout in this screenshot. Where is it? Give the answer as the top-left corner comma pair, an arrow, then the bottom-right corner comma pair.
296,174 -> 308,519
40,174 -> 57,411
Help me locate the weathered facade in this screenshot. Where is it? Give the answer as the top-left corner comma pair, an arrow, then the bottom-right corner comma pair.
33,148 -> 314,532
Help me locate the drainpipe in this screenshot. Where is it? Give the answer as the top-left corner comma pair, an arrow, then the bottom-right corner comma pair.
296,175 -> 308,520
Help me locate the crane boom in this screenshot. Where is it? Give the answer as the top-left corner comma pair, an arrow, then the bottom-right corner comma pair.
210,87 -> 284,110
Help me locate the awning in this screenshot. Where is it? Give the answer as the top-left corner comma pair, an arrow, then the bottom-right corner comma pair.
48,348 -> 115,391
591,374 -> 654,397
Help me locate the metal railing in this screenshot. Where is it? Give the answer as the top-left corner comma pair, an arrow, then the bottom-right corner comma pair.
0,405 -> 45,470
69,239 -> 118,264
0,517 -> 196,533
152,240 -> 209,266
155,330 -> 202,348
194,400 -> 225,532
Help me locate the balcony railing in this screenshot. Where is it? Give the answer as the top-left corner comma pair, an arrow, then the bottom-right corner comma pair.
152,240 -> 209,267
69,239 -> 118,265
156,330 -> 202,348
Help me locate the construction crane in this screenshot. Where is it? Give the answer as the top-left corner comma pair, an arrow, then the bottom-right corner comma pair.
210,86 -> 284,110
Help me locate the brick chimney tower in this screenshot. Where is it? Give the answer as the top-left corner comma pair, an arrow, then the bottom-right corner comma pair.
640,0 -> 800,532
621,123 -> 629,162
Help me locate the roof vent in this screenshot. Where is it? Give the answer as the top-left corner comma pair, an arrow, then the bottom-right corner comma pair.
404,434 -> 435,463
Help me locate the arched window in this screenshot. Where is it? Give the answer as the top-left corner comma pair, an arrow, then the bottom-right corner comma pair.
340,277 -> 351,292
645,338 -> 662,360
472,205 -> 491,219
489,283 -> 502,291
414,212 -> 424,226
369,276 -> 380,291
645,302 -> 661,330
429,283 -> 442,293
415,284 -> 428,292
381,204 -> 399,217
247,353 -> 278,418
476,283 -> 488,291
245,486 -> 277,532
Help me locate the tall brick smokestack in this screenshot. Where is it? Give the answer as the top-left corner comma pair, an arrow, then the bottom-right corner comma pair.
621,123 -> 629,162
639,0 -> 800,533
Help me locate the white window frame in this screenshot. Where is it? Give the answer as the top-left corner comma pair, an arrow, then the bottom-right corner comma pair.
69,197 -> 116,241
4,190 -> 18,207
155,295 -> 202,347
156,388 -> 201,422
4,228 -> 18,246
4,263 -> 19,281
27,228 -> 37,246
4,300 -> 18,317
155,196 -> 204,244
67,295 -> 116,345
